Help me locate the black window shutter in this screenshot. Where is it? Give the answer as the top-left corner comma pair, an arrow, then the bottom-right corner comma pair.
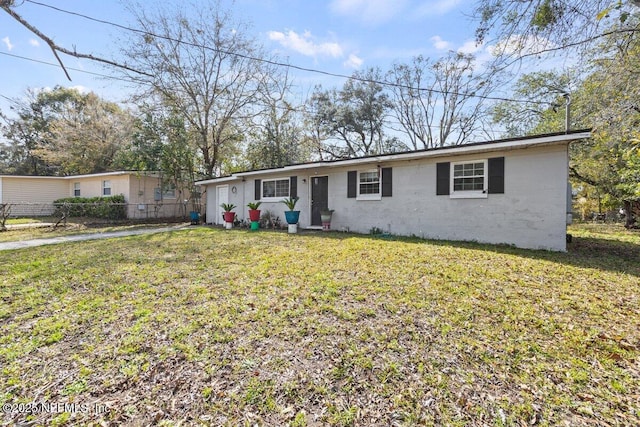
488,157 -> 505,194
290,176 -> 297,198
381,167 -> 392,197
347,171 -> 357,198
254,179 -> 261,200
436,162 -> 450,195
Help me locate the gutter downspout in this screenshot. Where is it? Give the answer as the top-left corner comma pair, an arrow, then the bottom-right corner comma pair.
564,93 -> 571,133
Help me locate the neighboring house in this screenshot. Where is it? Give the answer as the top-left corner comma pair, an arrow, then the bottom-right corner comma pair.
0,171 -> 192,219
196,130 -> 591,251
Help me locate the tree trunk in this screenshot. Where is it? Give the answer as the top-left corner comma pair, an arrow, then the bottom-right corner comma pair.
624,200 -> 638,229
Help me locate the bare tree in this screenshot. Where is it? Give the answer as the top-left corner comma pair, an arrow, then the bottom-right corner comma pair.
244,70 -> 312,169
0,0 -> 149,80
306,68 -> 399,159
387,53 -> 494,149
116,1 -> 270,177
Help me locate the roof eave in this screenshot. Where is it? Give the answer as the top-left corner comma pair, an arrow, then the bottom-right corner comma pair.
196,130 -> 591,184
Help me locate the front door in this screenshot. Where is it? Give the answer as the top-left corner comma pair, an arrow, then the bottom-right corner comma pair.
216,185 -> 228,224
311,176 -> 328,226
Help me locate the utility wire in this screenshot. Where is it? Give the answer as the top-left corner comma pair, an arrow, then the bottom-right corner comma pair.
22,0 -> 554,106
0,50 -> 514,136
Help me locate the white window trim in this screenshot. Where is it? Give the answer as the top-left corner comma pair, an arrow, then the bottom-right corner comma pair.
102,180 -> 112,196
356,169 -> 381,201
450,159 -> 488,199
162,184 -> 177,199
73,182 -> 81,197
262,177 -> 290,202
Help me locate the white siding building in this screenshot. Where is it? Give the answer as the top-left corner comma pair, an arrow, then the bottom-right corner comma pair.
196,130 -> 590,251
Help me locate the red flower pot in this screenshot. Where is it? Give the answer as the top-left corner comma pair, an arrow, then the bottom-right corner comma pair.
248,209 -> 261,222
223,211 -> 235,223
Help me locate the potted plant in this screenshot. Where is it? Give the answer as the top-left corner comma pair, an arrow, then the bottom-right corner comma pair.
281,196 -> 300,233
247,201 -> 262,221
320,209 -> 334,231
220,203 -> 236,229
247,201 -> 262,230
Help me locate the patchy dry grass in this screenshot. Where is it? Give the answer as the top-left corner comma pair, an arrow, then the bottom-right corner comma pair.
0,221 -> 184,243
0,224 -> 638,426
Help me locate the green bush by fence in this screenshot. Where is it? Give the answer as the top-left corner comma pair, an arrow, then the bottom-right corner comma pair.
53,195 -> 127,219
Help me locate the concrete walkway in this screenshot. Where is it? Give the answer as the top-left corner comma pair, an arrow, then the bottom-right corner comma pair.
0,224 -> 190,251
5,222 -> 56,230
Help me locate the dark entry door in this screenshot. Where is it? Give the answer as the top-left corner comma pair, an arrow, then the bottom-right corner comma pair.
311,176 -> 328,226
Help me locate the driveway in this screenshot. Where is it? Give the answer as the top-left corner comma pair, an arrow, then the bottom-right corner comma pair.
0,224 -> 190,251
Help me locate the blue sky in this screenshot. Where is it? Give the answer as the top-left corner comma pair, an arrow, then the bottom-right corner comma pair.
0,0 -> 498,115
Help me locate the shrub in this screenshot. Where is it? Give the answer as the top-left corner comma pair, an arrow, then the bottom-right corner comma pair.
53,195 -> 127,220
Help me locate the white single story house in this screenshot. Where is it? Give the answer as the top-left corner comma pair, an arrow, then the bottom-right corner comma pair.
0,171 -> 191,219
196,130 -> 590,251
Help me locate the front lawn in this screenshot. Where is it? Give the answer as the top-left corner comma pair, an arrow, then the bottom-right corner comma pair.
0,225 -> 638,426
0,221 -> 184,243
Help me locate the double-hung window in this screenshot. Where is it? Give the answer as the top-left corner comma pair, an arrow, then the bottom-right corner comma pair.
102,180 -> 112,196
357,170 -> 381,200
347,168 -> 392,200
162,183 -> 176,199
73,182 -> 81,197
450,160 -> 488,198
262,178 -> 290,200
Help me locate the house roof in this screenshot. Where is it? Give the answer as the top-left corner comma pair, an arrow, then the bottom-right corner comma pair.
0,171 -> 163,180
195,129 -> 591,186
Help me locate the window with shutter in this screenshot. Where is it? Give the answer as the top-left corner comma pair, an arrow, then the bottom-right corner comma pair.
261,178 -> 291,200
346,168 -> 391,200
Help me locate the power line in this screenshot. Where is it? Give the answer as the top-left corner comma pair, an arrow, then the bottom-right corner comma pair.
0,51 -> 311,116
22,0 -> 552,106
0,51 -> 510,138
0,51 -> 113,79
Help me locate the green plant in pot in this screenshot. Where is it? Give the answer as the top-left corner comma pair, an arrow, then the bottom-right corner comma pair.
281,197 -> 300,225
220,203 -> 236,228
247,201 -> 262,222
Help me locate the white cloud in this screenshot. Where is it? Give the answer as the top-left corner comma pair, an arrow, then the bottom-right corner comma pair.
343,53 -> 363,69
29,38 -> 40,47
415,0 -> 463,16
430,35 -> 451,51
70,85 -> 89,94
268,30 -> 343,58
330,0 -> 408,24
2,36 -> 14,51
458,39 -> 482,55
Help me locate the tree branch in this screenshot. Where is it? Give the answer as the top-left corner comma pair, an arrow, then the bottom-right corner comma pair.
1,3 -> 152,80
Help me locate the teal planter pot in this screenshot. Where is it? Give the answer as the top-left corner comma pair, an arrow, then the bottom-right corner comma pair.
284,210 -> 300,225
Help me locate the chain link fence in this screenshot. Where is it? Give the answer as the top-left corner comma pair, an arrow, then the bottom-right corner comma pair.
3,202 -> 198,221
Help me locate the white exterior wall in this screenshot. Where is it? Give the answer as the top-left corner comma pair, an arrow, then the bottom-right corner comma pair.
205,179 -> 243,224
324,144 -> 568,250
0,176 -> 69,215
200,143 -> 570,250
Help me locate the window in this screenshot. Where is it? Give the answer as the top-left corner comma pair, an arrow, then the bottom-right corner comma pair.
358,170 -> 381,200
453,161 -> 485,191
347,168 -> 392,200
162,183 -> 176,199
102,180 -> 112,196
73,182 -> 81,197
451,160 -> 487,198
262,178 -> 290,199
437,157 -> 504,198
